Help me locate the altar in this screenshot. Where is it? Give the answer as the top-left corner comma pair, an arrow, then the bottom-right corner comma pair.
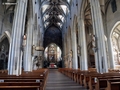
49,63 -> 57,68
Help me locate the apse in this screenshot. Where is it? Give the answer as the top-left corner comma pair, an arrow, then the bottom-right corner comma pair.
44,43 -> 62,68
44,43 -> 62,62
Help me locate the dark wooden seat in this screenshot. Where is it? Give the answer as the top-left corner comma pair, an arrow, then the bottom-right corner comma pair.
0,86 -> 40,90
59,68 -> 120,90
106,81 -> 120,90
95,77 -> 120,90
0,69 -> 49,90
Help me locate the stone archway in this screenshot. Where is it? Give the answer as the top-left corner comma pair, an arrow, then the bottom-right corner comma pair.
0,31 -> 10,43
110,22 -> 120,69
44,43 -> 62,68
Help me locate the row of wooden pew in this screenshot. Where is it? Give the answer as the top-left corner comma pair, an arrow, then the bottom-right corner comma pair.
58,68 -> 120,90
0,69 -> 49,90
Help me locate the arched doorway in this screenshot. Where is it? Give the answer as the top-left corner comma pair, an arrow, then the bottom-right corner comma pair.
44,43 -> 62,68
0,37 -> 9,70
111,23 -> 120,69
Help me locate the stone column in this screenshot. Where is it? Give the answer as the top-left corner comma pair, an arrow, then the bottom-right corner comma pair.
64,33 -> 67,68
63,33 -> 67,68
23,0 -> 34,72
38,30 -> 43,68
71,28 -> 78,69
108,39 -> 114,69
68,29 -> 72,68
67,31 -> 71,68
8,0 -> 28,75
65,33 -> 69,68
79,19 -> 88,70
90,0 -> 108,73
24,21 -> 33,71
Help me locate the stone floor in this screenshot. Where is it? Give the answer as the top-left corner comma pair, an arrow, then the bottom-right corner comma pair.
45,69 -> 87,90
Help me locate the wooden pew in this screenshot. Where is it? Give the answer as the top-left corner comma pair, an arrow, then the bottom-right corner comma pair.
0,69 -> 49,90
58,68 -> 96,86
88,73 -> 120,90
83,71 -> 97,88
106,81 -> 120,90
59,68 -> 120,90
96,77 -> 120,90
78,68 -> 97,87
0,82 -> 41,90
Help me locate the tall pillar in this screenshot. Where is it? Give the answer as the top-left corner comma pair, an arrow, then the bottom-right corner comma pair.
24,0 -> 33,71
66,32 -> 69,68
79,19 -> 88,70
38,30 -> 43,68
30,12 -> 39,70
24,20 -> 33,71
68,29 -> 72,68
8,0 -> 28,75
108,39 -> 114,69
71,28 -> 78,69
90,0 -> 108,73
67,31 -> 71,68
67,31 -> 71,50
32,14 -> 38,57
62,32 -> 66,68
64,33 -> 67,68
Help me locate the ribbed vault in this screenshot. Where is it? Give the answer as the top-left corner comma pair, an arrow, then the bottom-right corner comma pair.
41,0 -> 71,49
40,0 -> 71,30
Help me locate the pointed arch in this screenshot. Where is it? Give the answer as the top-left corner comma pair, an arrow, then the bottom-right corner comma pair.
110,21 -> 120,38
0,31 -> 10,43
110,21 -> 120,69
80,0 -> 86,20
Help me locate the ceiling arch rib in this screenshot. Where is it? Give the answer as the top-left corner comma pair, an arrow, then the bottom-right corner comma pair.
61,0 -> 70,9
42,5 -> 66,19
45,23 -> 62,31
44,16 -> 63,25
41,0 -> 71,30
44,17 -> 63,29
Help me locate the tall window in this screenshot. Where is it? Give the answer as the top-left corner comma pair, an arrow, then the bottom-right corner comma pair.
111,0 -> 117,13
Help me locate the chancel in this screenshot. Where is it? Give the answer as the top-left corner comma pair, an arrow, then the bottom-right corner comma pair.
0,0 -> 120,90
44,43 -> 62,68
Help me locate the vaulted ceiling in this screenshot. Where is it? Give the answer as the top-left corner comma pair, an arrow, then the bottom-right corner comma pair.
41,0 -> 71,49
40,0 -> 71,30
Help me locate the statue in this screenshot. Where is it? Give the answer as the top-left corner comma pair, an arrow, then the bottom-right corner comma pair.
36,56 -> 42,68
92,35 -> 98,52
33,56 -> 38,70
33,56 -> 42,70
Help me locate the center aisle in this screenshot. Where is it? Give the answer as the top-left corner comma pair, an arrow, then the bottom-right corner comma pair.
45,69 -> 87,90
